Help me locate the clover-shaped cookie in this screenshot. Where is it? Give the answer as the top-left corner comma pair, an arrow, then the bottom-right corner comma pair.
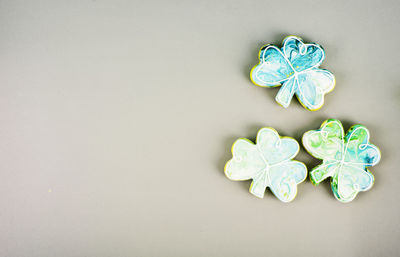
302,119 -> 381,202
250,35 -> 335,111
225,127 -> 307,202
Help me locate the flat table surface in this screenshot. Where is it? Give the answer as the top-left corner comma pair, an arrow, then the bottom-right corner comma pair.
1,0 -> 400,256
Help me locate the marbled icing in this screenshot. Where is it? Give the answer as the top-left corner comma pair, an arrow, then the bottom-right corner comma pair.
251,35 -> 335,111
225,127 -> 307,202
302,119 -> 381,202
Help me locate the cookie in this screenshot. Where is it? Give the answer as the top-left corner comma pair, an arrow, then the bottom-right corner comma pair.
302,119 -> 381,202
225,127 -> 307,202
250,35 -> 335,111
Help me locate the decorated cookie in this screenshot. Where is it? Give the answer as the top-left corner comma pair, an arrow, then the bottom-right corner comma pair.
250,35 -> 335,111
302,119 -> 381,202
225,127 -> 307,202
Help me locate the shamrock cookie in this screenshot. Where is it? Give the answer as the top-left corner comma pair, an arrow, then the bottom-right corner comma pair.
250,35 -> 335,111
225,127 -> 307,202
302,119 -> 381,202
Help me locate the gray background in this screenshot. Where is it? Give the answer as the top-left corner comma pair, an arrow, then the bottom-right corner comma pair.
1,0 -> 400,256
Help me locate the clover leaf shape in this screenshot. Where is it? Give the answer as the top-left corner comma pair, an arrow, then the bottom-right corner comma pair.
250,35 -> 335,111
302,119 -> 381,202
225,127 -> 307,202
